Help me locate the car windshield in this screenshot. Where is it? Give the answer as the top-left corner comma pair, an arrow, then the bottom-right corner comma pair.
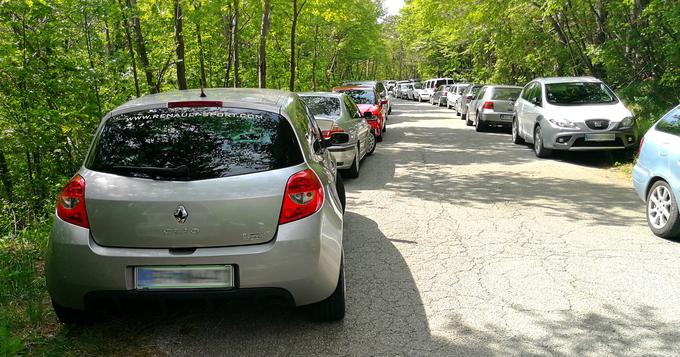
336,89 -> 375,105
545,82 -> 617,105
491,88 -> 521,100
470,86 -> 482,95
300,96 -> 341,119
86,107 -> 303,181
414,83 -> 422,89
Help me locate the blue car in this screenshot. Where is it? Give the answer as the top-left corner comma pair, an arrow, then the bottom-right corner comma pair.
633,105 -> 680,238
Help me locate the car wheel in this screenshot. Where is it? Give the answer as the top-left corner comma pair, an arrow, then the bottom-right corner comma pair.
475,114 -> 484,132
335,174 -> 346,212
366,133 -> 376,156
343,145 -> 360,179
646,181 -> 680,238
52,300 -> 96,325
456,105 -> 461,116
446,102 -> 451,109
512,117 -> 524,144
310,258 -> 345,322
466,117 -> 473,126
533,125 -> 552,158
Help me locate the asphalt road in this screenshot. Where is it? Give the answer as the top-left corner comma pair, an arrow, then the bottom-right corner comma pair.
148,100 -> 680,356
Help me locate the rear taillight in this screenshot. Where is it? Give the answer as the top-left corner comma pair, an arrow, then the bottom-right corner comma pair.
482,101 -> 494,110
57,175 -> 89,228
279,169 -> 324,225
321,124 -> 345,139
637,136 -> 645,157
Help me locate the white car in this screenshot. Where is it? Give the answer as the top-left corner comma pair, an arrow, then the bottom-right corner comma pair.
446,84 -> 470,110
512,77 -> 638,158
419,78 -> 454,102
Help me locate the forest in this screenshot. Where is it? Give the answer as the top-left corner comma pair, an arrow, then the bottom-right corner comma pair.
0,0 -> 678,353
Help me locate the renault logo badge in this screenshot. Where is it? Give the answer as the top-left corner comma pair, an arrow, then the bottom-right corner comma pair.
173,205 -> 189,224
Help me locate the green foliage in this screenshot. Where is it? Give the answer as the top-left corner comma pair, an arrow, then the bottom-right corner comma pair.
393,0 -> 679,127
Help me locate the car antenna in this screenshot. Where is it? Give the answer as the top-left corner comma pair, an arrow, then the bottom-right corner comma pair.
200,83 -> 207,98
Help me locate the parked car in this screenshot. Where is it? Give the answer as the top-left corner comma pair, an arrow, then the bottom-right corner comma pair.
341,80 -> 391,114
446,83 -> 470,110
300,92 -> 376,178
408,82 -> 423,100
467,85 -> 522,131
396,83 -> 410,99
633,105 -> 680,238
431,84 -> 451,106
333,86 -> 388,142
457,84 -> 483,120
512,77 -> 637,158
420,78 -> 455,102
46,88 -> 347,324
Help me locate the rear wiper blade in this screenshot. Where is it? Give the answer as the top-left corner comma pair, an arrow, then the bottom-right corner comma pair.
112,165 -> 189,178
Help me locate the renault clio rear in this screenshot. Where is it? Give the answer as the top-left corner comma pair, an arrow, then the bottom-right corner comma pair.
46,88 -> 347,323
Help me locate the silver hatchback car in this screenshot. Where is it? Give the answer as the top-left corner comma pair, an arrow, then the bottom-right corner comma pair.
46,88 -> 346,323
300,92 -> 376,178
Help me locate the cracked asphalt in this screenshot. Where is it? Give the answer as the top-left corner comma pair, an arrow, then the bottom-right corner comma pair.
149,99 -> 680,356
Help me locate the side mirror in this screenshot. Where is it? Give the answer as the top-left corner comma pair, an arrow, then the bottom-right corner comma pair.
530,97 -> 541,106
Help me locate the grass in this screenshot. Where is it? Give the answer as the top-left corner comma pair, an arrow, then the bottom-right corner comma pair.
0,220 -> 164,356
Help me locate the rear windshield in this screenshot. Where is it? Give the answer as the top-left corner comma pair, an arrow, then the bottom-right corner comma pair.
657,108 -> 680,136
545,82 -> 618,105
335,89 -> 375,105
456,85 -> 468,94
300,96 -> 341,119
491,88 -> 521,100
86,107 -> 303,181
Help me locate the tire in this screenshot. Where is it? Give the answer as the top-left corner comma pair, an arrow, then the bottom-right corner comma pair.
533,125 -> 552,158
512,117 -> 524,144
310,259 -> 345,322
466,117 -> 473,126
376,133 -> 383,142
52,300 -> 95,325
335,174 -> 346,212
456,105 -> 461,116
342,145 -> 360,179
366,133 -> 376,156
474,114 -> 485,132
646,181 -> 680,238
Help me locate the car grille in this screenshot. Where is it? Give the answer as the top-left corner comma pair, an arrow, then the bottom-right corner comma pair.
572,137 -> 624,148
585,119 -> 610,130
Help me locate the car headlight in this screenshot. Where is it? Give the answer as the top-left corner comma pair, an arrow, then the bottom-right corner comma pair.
547,118 -> 578,129
619,116 -> 635,129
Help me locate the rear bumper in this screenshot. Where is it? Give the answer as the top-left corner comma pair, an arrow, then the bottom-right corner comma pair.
632,162 -> 651,202
328,144 -> 357,169
480,112 -> 513,126
46,204 -> 343,310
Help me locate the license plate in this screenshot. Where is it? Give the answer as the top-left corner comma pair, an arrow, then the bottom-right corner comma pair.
500,114 -> 513,121
135,265 -> 234,290
585,134 -> 615,142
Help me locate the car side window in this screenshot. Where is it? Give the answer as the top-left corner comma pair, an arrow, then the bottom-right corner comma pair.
534,84 -> 543,106
521,83 -> 534,101
657,108 -> 680,136
299,101 -> 321,147
476,87 -> 487,100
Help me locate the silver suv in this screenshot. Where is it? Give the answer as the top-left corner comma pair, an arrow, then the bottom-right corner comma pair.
513,77 -> 637,158
46,89 -> 347,323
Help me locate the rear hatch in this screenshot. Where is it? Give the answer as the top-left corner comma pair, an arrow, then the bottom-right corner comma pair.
490,87 -> 522,113
83,106 -> 305,248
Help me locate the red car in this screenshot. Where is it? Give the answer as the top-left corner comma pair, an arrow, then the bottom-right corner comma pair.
332,86 -> 388,141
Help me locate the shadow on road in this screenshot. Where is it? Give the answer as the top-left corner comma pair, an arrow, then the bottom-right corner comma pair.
351,100 -> 644,226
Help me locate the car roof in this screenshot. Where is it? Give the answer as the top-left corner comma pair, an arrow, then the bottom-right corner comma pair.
484,85 -> 523,89
534,76 -> 602,84
298,91 -> 344,99
110,88 -> 291,116
333,86 -> 373,91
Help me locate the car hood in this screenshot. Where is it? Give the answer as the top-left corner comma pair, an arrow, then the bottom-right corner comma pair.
357,104 -> 379,114
545,102 -> 632,122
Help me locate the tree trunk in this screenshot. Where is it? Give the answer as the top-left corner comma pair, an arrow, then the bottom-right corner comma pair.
231,0 -> 240,87
174,0 -> 187,90
311,21 -> 318,90
127,0 -> 155,93
192,1 -> 207,87
289,0 -> 307,91
119,0 -> 140,97
258,0 -> 271,88
104,19 -> 114,56
0,149 -> 12,201
222,7 -> 233,87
